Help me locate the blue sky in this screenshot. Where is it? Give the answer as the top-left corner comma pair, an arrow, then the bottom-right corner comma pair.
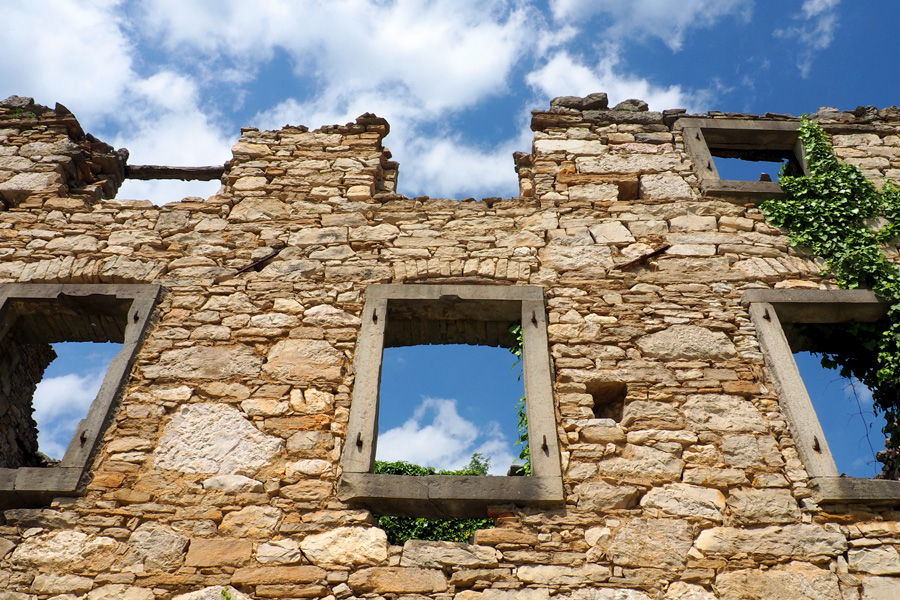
4,0 -> 898,473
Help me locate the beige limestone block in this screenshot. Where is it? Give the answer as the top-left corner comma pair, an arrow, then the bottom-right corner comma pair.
348,567 -> 448,593
576,153 -> 684,174
590,222 -> 635,243
595,444 -> 685,485
303,304 -> 361,327
572,591 -> 653,600
607,518 -> 693,569
401,540 -> 500,569
173,587 -> 252,600
664,582 -> 716,600
682,467 -> 748,487
31,574 -> 93,595
127,522 -> 188,569
350,223 -> 400,241
539,244 -> 614,272
87,584 -> 154,600
202,474 -> 264,493
262,338 -> 344,383
640,483 -> 725,521
11,530 -> 119,572
726,488 -> 800,525
232,176 -> 268,191
232,565 -> 326,585
714,563 -> 841,600
637,325 -> 736,360
722,433 -> 784,467
516,564 -> 611,585
259,259 -> 321,280
640,173 -> 693,200
0,171 -> 65,202
143,345 -> 262,380
220,506 -> 282,537
285,459 -> 331,476
575,480 -> 641,511
472,528 -> 539,546
534,139 -> 608,155
185,538 -> 253,567
481,589 -> 551,600
694,524 -> 847,560
300,526 -> 389,567
862,576 -> 900,599
289,226 -> 348,246
232,141 -> 272,157
230,197 -> 291,220
621,400 -> 684,429
280,480 -> 332,501
257,539 -> 303,564
569,182 -> 619,202
848,546 -> 900,575
45,234 -> 99,252
153,403 -> 284,475
108,229 -> 162,248
683,394 -> 768,433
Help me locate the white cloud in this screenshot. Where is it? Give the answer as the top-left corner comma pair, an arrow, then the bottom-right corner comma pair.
549,0 -> 752,51
33,370 -> 106,460
774,0 -> 841,77
377,397 -> 516,475
526,48 -> 699,112
0,0 -> 134,121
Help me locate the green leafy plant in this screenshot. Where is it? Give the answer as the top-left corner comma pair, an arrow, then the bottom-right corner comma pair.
761,119 -> 900,475
373,455 -> 495,544
221,587 -> 232,600
508,323 -> 531,475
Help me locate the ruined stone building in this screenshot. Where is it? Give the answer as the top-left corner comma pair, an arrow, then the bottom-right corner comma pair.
1,92 -> 900,599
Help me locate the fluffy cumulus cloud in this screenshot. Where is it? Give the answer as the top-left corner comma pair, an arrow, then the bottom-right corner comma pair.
377,397 -> 516,475
774,0 -> 841,76
33,369 -> 106,460
549,0 -> 752,51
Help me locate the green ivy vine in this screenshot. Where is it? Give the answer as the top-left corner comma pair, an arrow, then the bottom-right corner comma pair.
374,456 -> 494,545
760,119 -> 900,474
508,323 -> 531,475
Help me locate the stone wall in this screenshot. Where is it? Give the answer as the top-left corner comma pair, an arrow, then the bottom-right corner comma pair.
0,93 -> 899,599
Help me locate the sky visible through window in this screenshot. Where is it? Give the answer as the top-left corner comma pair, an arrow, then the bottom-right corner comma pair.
795,351 -> 882,478
32,342 -> 121,460
713,156 -> 788,182
376,344 -> 523,475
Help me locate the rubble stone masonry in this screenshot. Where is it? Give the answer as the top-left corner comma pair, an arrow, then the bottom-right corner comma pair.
1,93 -> 900,599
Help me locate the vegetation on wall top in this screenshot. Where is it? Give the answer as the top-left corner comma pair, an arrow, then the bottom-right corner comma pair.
761,119 -> 900,476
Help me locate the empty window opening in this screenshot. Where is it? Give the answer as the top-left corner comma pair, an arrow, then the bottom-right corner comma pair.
32,342 -> 122,462
587,380 -> 626,421
115,178 -> 221,206
376,344 -> 524,475
339,284 -> 563,518
0,284 -> 159,506
711,155 -> 793,182
787,320 -> 889,479
795,351 -> 881,477
680,118 -> 805,202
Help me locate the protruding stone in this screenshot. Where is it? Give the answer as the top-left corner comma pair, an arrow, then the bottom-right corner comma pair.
127,522 -> 188,569
640,483 -> 726,521
401,541 -> 500,569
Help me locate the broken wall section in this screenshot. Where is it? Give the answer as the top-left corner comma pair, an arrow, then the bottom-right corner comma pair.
0,96 -> 127,209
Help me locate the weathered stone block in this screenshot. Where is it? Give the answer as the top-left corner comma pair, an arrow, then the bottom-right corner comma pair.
607,518 -> 693,569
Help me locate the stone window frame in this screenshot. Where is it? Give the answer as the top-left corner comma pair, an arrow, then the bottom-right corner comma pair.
0,283 -> 161,507
680,118 -> 808,203
743,288 -> 900,504
337,284 -> 564,518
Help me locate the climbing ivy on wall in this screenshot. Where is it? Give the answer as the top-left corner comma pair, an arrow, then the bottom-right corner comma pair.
374,456 -> 495,545
760,119 -> 900,475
